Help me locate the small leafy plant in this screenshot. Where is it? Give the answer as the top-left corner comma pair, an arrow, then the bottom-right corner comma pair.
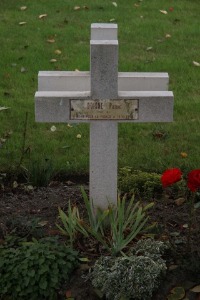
58,188 -> 154,255
57,202 -> 81,247
0,237 -> 79,300
89,239 -> 168,300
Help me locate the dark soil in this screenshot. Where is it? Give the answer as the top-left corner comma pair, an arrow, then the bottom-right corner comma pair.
1,180 -> 200,300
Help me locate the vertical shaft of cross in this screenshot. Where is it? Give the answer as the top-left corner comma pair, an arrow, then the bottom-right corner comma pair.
90,24 -> 119,209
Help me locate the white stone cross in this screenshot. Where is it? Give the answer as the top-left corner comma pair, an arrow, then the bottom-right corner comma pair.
35,23 -> 174,210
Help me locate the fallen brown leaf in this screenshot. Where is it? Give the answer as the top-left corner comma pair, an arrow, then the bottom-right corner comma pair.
65,180 -> 75,186
180,152 -> 187,158
168,286 -> 185,299
20,67 -> 27,73
47,39 -> 55,43
38,220 -> 48,227
190,285 -> 200,293
54,49 -> 62,55
39,14 -> 47,19
182,223 -> 188,228
19,22 -> 27,25
13,181 -> 18,188
175,198 -> 186,206
193,61 -> 200,67
160,10 -> 168,14
20,6 -> 27,11
74,6 -> 81,10
112,2 -> 118,7
0,107 -> 10,111
168,264 -> 178,271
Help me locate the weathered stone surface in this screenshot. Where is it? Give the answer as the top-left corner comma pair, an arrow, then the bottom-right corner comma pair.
35,91 -> 173,123
35,23 -> 174,209
91,23 -> 117,40
38,71 -> 169,92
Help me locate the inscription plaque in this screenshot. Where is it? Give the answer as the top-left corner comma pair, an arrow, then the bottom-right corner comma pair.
70,99 -> 138,120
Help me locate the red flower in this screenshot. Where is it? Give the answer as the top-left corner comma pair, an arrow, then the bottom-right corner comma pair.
161,168 -> 182,188
187,169 -> 200,192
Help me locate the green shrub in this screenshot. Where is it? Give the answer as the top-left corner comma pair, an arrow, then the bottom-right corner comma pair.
89,239 -> 167,300
0,237 -> 79,300
119,168 -> 162,199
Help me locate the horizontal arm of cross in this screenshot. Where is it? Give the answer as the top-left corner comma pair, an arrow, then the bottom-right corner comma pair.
35,91 -> 173,123
38,71 -> 169,92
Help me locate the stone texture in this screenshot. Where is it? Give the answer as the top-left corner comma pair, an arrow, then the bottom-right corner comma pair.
35,23 -> 174,210
91,23 -> 117,40
35,91 -> 173,123
90,40 -> 118,99
35,91 -> 90,123
90,26 -> 119,207
90,121 -> 118,209
38,71 -> 90,92
38,71 -> 169,92
118,91 -> 174,122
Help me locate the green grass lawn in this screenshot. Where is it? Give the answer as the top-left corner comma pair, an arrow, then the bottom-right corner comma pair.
0,0 -> 200,180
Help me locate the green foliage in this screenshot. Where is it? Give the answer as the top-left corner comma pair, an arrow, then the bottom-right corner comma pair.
99,194 -> 154,255
0,237 -> 79,300
1,0 -> 200,175
57,203 -> 81,247
58,188 -> 154,255
80,187 -> 110,234
89,239 -> 168,300
119,168 -> 162,199
25,158 -> 55,187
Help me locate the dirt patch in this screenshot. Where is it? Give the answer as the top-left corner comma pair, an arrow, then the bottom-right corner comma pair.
1,181 -> 200,299
0,182 -> 86,237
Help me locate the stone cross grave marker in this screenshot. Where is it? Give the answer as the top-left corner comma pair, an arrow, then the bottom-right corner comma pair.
35,23 -> 174,210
